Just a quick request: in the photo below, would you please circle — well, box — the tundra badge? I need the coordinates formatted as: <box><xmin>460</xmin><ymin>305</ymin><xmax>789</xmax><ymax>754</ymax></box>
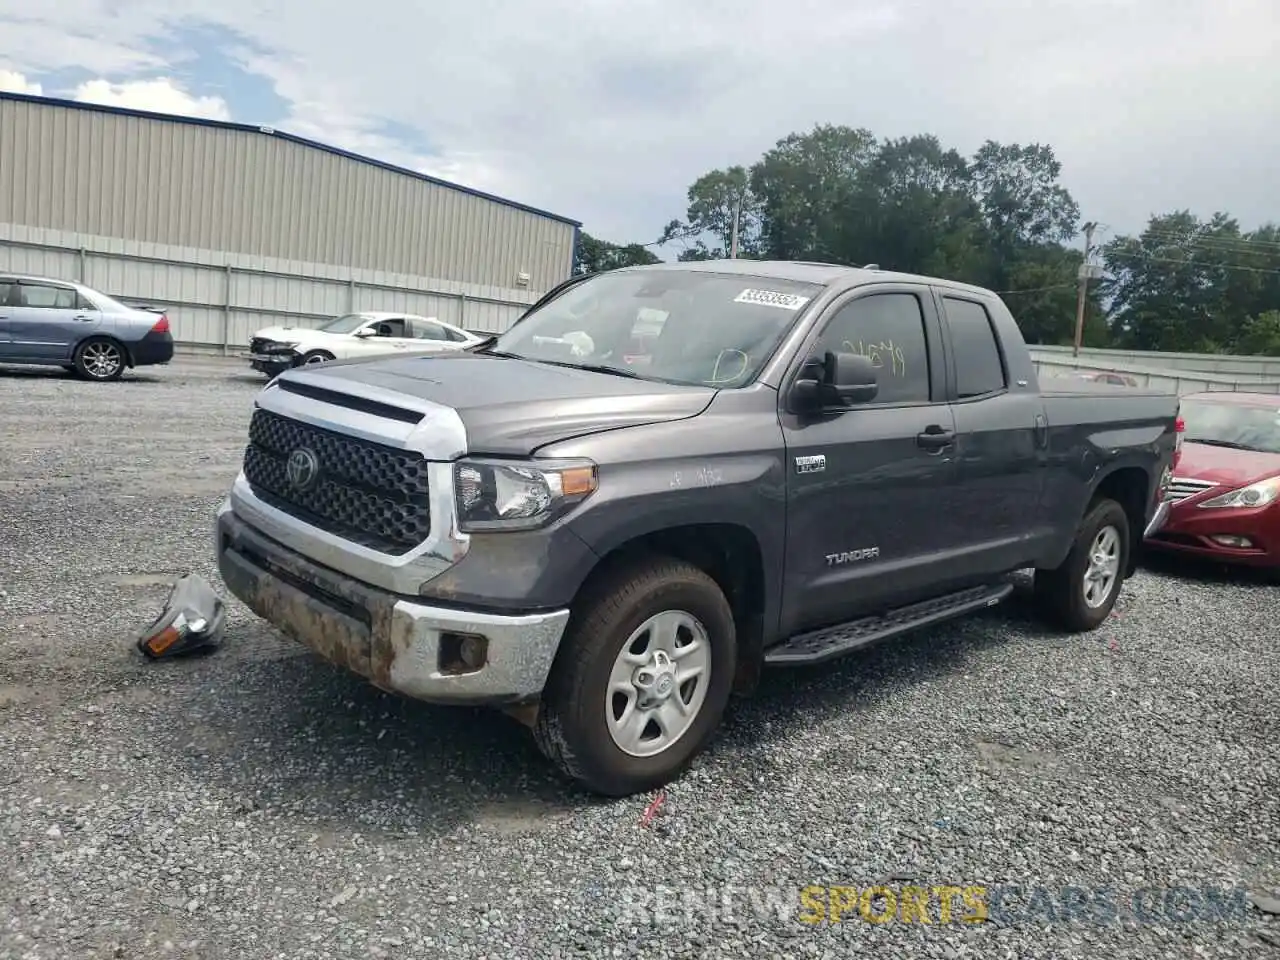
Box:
<box><xmin>826</xmin><ymin>547</ymin><xmax>880</xmax><ymax>566</ymax></box>
<box><xmin>795</xmin><ymin>454</ymin><xmax>826</xmax><ymax>475</ymax></box>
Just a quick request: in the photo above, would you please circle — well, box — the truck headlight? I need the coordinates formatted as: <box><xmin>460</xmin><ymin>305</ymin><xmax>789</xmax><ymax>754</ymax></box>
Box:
<box><xmin>453</xmin><ymin>458</ymin><xmax>598</xmax><ymax>532</ymax></box>
<box><xmin>1198</xmin><ymin>476</ymin><xmax>1280</xmax><ymax>510</ymax></box>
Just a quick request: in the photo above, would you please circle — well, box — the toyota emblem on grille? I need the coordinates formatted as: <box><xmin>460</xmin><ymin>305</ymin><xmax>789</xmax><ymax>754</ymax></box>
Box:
<box><xmin>285</xmin><ymin>447</ymin><xmax>320</xmax><ymax>490</ymax></box>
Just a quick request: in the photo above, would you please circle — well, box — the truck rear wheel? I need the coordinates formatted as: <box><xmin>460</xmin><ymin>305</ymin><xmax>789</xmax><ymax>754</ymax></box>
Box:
<box><xmin>1033</xmin><ymin>496</ymin><xmax>1130</xmax><ymax>632</ymax></box>
<box><xmin>533</xmin><ymin>556</ymin><xmax>737</xmax><ymax>797</ymax></box>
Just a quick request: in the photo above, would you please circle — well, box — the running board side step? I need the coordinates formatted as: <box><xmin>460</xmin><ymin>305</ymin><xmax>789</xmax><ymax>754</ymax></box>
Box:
<box><xmin>764</xmin><ymin>582</ymin><xmax>1014</xmax><ymax>666</ymax></box>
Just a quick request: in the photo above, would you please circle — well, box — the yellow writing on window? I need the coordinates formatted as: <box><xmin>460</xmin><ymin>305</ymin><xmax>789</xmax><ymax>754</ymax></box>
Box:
<box><xmin>842</xmin><ymin>339</ymin><xmax>906</xmax><ymax>378</ymax></box>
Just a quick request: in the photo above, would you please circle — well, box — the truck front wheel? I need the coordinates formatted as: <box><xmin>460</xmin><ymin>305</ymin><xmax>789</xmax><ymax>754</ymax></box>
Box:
<box><xmin>1033</xmin><ymin>496</ymin><xmax>1130</xmax><ymax>632</ymax></box>
<box><xmin>533</xmin><ymin>556</ymin><xmax>738</xmax><ymax>797</ymax></box>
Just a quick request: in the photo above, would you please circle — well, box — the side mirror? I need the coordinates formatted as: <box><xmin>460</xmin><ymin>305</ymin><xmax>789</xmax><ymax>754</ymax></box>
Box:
<box><xmin>824</xmin><ymin>351</ymin><xmax>879</xmax><ymax>403</ymax></box>
<box><xmin>354</xmin><ymin>328</ymin><xmax>376</xmax><ymax>338</ymax></box>
<box><xmin>791</xmin><ymin>351</ymin><xmax>879</xmax><ymax>410</ymax></box>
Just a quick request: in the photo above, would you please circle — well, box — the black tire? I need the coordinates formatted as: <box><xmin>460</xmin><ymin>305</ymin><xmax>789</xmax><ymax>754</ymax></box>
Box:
<box><xmin>1033</xmin><ymin>497</ymin><xmax>1130</xmax><ymax>632</ymax></box>
<box><xmin>533</xmin><ymin>556</ymin><xmax>737</xmax><ymax>797</ymax></box>
<box><xmin>72</xmin><ymin>337</ymin><xmax>127</xmax><ymax>381</ymax></box>
<box><xmin>298</xmin><ymin>350</ymin><xmax>335</xmax><ymax>366</ymax></box>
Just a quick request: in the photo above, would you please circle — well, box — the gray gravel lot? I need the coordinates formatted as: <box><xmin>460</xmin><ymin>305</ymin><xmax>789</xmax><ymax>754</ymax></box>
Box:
<box><xmin>1</xmin><ymin>356</ymin><xmax>1277</xmax><ymax>959</ymax></box>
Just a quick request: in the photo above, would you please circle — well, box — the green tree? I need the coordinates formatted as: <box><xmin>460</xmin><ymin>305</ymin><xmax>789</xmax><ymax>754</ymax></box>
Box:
<box><xmin>729</xmin><ymin>126</ymin><xmax>1087</xmax><ymax>343</ymax></box>
<box><xmin>1237</xmin><ymin>310</ymin><xmax>1280</xmax><ymax>355</ymax></box>
<box><xmin>749</xmin><ymin>124</ymin><xmax>878</xmax><ymax>262</ymax></box>
<box><xmin>659</xmin><ymin>165</ymin><xmax>760</xmax><ymax>260</ymax></box>
<box><xmin>853</xmin><ymin>134</ymin><xmax>991</xmax><ymax>281</ymax></box>
<box><xmin>1102</xmin><ymin>212</ymin><xmax>1280</xmax><ymax>352</ymax></box>
<box><xmin>1000</xmin><ymin>246</ymin><xmax>1094</xmax><ymax>346</ymax></box>
<box><xmin>573</xmin><ymin>232</ymin><xmax>661</xmax><ymax>276</ymax></box>
<box><xmin>968</xmin><ymin>141</ymin><xmax>1080</xmax><ymax>292</ymax></box>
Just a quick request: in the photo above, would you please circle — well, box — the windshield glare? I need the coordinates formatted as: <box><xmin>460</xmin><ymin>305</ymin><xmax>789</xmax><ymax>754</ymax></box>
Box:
<box><xmin>493</xmin><ymin>271</ymin><xmax>824</xmax><ymax>387</ymax></box>
<box><xmin>1180</xmin><ymin>399</ymin><xmax>1280</xmax><ymax>454</ymax></box>
<box><xmin>319</xmin><ymin>313</ymin><xmax>372</xmax><ymax>334</ymax></box>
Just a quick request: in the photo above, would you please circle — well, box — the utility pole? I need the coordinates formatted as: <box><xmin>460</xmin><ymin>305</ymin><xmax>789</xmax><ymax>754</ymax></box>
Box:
<box><xmin>1073</xmin><ymin>221</ymin><xmax>1098</xmax><ymax>358</ymax></box>
<box><xmin>729</xmin><ymin>196</ymin><xmax>741</xmax><ymax>259</ymax></box>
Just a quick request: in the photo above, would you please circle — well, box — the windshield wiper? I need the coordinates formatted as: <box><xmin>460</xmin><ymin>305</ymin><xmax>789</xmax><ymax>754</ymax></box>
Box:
<box><xmin>530</xmin><ymin>358</ymin><xmax>645</xmax><ymax>379</ymax></box>
<box><xmin>474</xmin><ymin>350</ymin><xmax>647</xmax><ymax>380</ymax></box>
<box><xmin>1186</xmin><ymin>438</ymin><xmax>1257</xmax><ymax>451</ymax></box>
<box><xmin>560</xmin><ymin>362</ymin><xmax>644</xmax><ymax>380</ymax></box>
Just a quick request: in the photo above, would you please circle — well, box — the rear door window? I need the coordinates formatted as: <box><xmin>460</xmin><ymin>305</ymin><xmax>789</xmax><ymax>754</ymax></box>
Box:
<box><xmin>18</xmin><ymin>283</ymin><xmax>78</xmax><ymax>309</ymax></box>
<box><xmin>943</xmin><ymin>297</ymin><xmax>1007</xmax><ymax>399</ymax></box>
<box><xmin>407</xmin><ymin>319</ymin><xmax>449</xmax><ymax>341</ymax></box>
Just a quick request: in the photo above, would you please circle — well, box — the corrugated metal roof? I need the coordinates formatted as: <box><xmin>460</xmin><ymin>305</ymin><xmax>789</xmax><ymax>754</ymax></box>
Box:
<box><xmin>0</xmin><ymin>90</ymin><xmax>581</xmax><ymax>228</ymax></box>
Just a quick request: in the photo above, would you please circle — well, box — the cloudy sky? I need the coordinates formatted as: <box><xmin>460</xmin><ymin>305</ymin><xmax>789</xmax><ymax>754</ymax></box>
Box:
<box><xmin>1</xmin><ymin>0</ymin><xmax>1276</xmax><ymax>254</ymax></box>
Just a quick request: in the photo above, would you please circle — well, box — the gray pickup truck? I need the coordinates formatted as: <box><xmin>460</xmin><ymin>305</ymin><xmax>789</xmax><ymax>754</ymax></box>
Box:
<box><xmin>216</xmin><ymin>260</ymin><xmax>1180</xmax><ymax>796</ymax></box>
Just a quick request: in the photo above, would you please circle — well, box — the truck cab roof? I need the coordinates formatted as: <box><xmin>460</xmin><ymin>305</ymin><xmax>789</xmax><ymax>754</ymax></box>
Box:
<box><xmin>613</xmin><ymin>258</ymin><xmax>998</xmax><ymax>300</ymax></box>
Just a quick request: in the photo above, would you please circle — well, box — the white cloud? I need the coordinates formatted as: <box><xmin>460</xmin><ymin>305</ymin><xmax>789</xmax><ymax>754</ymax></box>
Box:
<box><xmin>0</xmin><ymin>68</ymin><xmax>41</xmax><ymax>95</ymax></box>
<box><xmin>71</xmin><ymin>76</ymin><xmax>230</xmax><ymax>121</ymax></box>
<box><xmin>228</xmin><ymin>51</ymin><xmax>520</xmax><ymax>198</ymax></box>
<box><xmin>1</xmin><ymin>0</ymin><xmax>1277</xmax><ymax>245</ymax></box>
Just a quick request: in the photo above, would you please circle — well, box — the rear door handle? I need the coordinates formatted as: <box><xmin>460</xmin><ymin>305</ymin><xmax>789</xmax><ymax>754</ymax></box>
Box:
<box><xmin>917</xmin><ymin>426</ymin><xmax>955</xmax><ymax>451</ymax></box>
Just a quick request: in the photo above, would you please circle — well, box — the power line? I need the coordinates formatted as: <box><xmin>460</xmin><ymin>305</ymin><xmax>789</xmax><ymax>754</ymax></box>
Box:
<box><xmin>998</xmin><ymin>283</ymin><xmax>1077</xmax><ymax>294</ymax></box>
<box><xmin>1106</xmin><ymin>251</ymin><xmax>1280</xmax><ymax>276</ymax></box>
<box><xmin>1136</xmin><ymin>230</ymin><xmax>1280</xmax><ymax>253</ymax></box>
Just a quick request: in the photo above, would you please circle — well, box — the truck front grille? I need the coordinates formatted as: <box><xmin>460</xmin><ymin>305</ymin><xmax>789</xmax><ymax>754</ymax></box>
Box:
<box><xmin>242</xmin><ymin>409</ymin><xmax>431</xmax><ymax>554</ymax></box>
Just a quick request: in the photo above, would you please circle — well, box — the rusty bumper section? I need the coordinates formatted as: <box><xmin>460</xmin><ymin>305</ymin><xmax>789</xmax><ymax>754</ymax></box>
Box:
<box><xmin>215</xmin><ymin>501</ymin><xmax>570</xmax><ymax>705</ymax></box>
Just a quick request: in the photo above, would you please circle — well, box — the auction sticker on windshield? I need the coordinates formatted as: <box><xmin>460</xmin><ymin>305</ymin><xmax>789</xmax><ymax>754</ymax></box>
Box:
<box><xmin>734</xmin><ymin>289</ymin><xmax>812</xmax><ymax>310</ymax></box>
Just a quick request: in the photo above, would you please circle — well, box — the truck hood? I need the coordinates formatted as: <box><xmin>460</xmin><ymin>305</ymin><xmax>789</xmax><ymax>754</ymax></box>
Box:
<box><xmin>292</xmin><ymin>351</ymin><xmax>717</xmax><ymax>456</ymax></box>
<box><xmin>1177</xmin><ymin>440</ymin><xmax>1280</xmax><ymax>488</ymax></box>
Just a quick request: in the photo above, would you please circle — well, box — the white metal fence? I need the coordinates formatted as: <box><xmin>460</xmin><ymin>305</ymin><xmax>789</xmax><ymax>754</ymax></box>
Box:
<box><xmin>1030</xmin><ymin>344</ymin><xmax>1280</xmax><ymax>380</ymax></box>
<box><xmin>1031</xmin><ymin>355</ymin><xmax>1280</xmax><ymax>396</ymax></box>
<box><xmin>0</xmin><ymin>223</ymin><xmax>545</xmax><ymax>354</ymax></box>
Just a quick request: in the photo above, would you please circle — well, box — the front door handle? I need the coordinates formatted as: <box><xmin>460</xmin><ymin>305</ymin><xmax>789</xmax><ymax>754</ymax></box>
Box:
<box><xmin>73</xmin><ymin>315</ymin><xmax>94</xmax><ymax>321</ymax></box>
<box><xmin>917</xmin><ymin>426</ymin><xmax>955</xmax><ymax>451</ymax></box>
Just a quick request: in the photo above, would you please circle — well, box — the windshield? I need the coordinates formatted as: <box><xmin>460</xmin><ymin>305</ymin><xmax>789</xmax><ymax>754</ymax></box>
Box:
<box><xmin>318</xmin><ymin>313</ymin><xmax>372</xmax><ymax>334</ymax></box>
<box><xmin>491</xmin><ymin>270</ymin><xmax>825</xmax><ymax>387</ymax></box>
<box><xmin>1180</xmin><ymin>399</ymin><xmax>1280</xmax><ymax>455</ymax></box>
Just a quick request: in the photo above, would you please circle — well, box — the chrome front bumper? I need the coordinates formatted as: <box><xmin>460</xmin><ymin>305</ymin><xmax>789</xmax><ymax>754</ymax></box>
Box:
<box><xmin>216</xmin><ymin>501</ymin><xmax>569</xmax><ymax>705</ymax></box>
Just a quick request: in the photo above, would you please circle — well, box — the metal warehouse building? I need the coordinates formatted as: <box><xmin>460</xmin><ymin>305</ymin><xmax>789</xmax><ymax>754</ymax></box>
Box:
<box><xmin>0</xmin><ymin>92</ymin><xmax>580</xmax><ymax>351</ymax></box>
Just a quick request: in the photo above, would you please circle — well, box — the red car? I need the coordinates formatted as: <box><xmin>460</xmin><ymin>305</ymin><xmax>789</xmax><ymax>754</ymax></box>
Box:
<box><xmin>1145</xmin><ymin>391</ymin><xmax>1280</xmax><ymax>575</ymax></box>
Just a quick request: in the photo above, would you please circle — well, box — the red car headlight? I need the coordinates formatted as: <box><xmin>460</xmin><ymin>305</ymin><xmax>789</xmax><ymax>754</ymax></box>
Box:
<box><xmin>1198</xmin><ymin>476</ymin><xmax>1280</xmax><ymax>510</ymax></box>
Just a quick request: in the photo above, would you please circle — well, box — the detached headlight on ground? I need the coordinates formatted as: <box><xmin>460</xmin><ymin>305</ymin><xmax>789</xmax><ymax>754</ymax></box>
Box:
<box><xmin>453</xmin><ymin>459</ymin><xmax>598</xmax><ymax>532</ymax></box>
<box><xmin>1198</xmin><ymin>476</ymin><xmax>1280</xmax><ymax>509</ymax></box>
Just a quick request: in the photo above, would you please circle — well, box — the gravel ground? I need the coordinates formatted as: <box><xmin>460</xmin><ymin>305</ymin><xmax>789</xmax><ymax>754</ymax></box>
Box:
<box><xmin>1</xmin><ymin>356</ymin><xmax>1278</xmax><ymax>960</ymax></box>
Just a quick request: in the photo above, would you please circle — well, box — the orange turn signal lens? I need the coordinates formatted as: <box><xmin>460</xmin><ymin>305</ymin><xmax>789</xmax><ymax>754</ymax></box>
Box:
<box><xmin>146</xmin><ymin>626</ymin><xmax>181</xmax><ymax>655</ymax></box>
<box><xmin>559</xmin><ymin>467</ymin><xmax>598</xmax><ymax>497</ymax></box>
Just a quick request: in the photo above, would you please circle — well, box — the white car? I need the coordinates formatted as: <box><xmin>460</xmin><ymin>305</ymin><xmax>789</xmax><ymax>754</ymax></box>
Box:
<box><xmin>245</xmin><ymin>311</ymin><xmax>485</xmax><ymax>376</ymax></box>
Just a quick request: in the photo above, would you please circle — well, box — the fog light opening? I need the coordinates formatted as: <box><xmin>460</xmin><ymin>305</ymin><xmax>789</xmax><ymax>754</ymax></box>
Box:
<box><xmin>1209</xmin><ymin>534</ymin><xmax>1253</xmax><ymax>549</ymax></box>
<box><xmin>439</xmin><ymin>632</ymin><xmax>489</xmax><ymax>675</ymax></box>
